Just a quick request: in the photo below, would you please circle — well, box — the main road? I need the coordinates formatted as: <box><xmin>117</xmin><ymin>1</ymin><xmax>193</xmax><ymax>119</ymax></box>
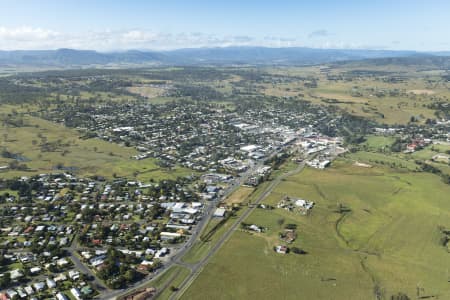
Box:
<box><xmin>169</xmin><ymin>161</ymin><xmax>307</xmax><ymax>300</ymax></box>
<box><xmin>101</xmin><ymin>154</ymin><xmax>278</xmax><ymax>300</ymax></box>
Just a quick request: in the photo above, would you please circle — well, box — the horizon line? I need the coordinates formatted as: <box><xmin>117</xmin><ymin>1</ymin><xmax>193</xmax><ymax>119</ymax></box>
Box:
<box><xmin>0</xmin><ymin>45</ymin><xmax>447</xmax><ymax>53</ymax></box>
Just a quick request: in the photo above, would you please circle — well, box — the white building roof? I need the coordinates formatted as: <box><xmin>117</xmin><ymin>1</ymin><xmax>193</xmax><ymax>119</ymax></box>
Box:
<box><xmin>213</xmin><ymin>208</ymin><xmax>226</xmax><ymax>217</ymax></box>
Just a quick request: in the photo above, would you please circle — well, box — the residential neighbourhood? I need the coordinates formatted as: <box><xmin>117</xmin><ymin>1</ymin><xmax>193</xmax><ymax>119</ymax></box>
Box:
<box><xmin>0</xmin><ymin>90</ymin><xmax>360</xmax><ymax>298</ymax></box>
<box><xmin>2</xmin><ymin>87</ymin><xmax>450</xmax><ymax>299</ymax></box>
<box><xmin>0</xmin><ymin>99</ymin><xmax>347</xmax><ymax>299</ymax></box>
<box><xmin>41</xmin><ymin>99</ymin><xmax>345</xmax><ymax>175</ymax></box>
<box><xmin>0</xmin><ymin>53</ymin><xmax>449</xmax><ymax>300</ymax></box>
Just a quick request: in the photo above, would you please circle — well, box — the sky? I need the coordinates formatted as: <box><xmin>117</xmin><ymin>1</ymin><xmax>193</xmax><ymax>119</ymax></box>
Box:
<box><xmin>0</xmin><ymin>0</ymin><xmax>449</xmax><ymax>51</ymax></box>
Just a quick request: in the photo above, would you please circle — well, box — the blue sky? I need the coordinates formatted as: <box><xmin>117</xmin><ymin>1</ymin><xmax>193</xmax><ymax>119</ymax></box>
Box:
<box><xmin>0</xmin><ymin>0</ymin><xmax>449</xmax><ymax>51</ymax></box>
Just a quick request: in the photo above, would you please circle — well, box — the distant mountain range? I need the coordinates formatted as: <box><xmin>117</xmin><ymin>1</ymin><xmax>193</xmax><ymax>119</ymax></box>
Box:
<box><xmin>0</xmin><ymin>47</ymin><xmax>447</xmax><ymax>67</ymax></box>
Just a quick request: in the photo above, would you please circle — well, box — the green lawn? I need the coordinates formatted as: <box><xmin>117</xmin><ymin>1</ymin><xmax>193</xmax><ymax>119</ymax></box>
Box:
<box><xmin>182</xmin><ymin>158</ymin><xmax>450</xmax><ymax>300</ymax></box>
<box><xmin>346</xmin><ymin>151</ymin><xmax>419</xmax><ymax>171</ymax></box>
<box><xmin>363</xmin><ymin>135</ymin><xmax>396</xmax><ymax>151</ymax></box>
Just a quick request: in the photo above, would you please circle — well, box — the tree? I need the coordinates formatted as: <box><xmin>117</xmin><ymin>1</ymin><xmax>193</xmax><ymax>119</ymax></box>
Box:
<box><xmin>277</xmin><ymin>218</ymin><xmax>285</xmax><ymax>227</ymax></box>
<box><xmin>284</xmin><ymin>223</ymin><xmax>297</xmax><ymax>230</ymax></box>
<box><xmin>390</xmin><ymin>292</ymin><xmax>410</xmax><ymax>300</ymax></box>
<box><xmin>0</xmin><ymin>271</ymin><xmax>11</xmax><ymax>288</ymax></box>
<box><xmin>48</xmin><ymin>264</ymin><xmax>58</xmax><ymax>273</ymax></box>
<box><xmin>124</xmin><ymin>269</ymin><xmax>136</xmax><ymax>283</ymax></box>
<box><xmin>291</xmin><ymin>247</ymin><xmax>308</xmax><ymax>255</ymax></box>
<box><xmin>390</xmin><ymin>138</ymin><xmax>403</xmax><ymax>152</ymax></box>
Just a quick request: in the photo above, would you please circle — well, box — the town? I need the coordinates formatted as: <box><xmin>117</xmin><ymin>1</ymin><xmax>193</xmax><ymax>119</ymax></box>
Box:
<box><xmin>2</xmin><ymin>2</ymin><xmax>450</xmax><ymax>299</ymax></box>
<box><xmin>0</xmin><ymin>96</ymin><xmax>347</xmax><ymax>299</ymax></box>
<box><xmin>2</xmin><ymin>71</ymin><xmax>450</xmax><ymax>299</ymax></box>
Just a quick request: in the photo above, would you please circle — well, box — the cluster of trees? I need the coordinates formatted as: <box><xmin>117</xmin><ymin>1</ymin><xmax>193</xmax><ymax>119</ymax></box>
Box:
<box><xmin>291</xmin><ymin>247</ymin><xmax>308</xmax><ymax>255</ymax></box>
<box><xmin>390</xmin><ymin>293</ymin><xmax>410</xmax><ymax>300</ymax></box>
<box><xmin>271</xmin><ymin>245</ymin><xmax>307</xmax><ymax>255</ymax></box>
<box><xmin>78</xmin><ymin>221</ymin><xmax>161</xmax><ymax>250</ymax></box>
<box><xmin>1</xmin><ymin>177</ymin><xmax>42</xmax><ymax>200</ymax></box>
<box><xmin>415</xmin><ymin>160</ymin><xmax>450</xmax><ymax>184</ymax></box>
<box><xmin>284</xmin><ymin>223</ymin><xmax>297</xmax><ymax>230</ymax></box>
<box><xmin>390</xmin><ymin>138</ymin><xmax>404</xmax><ymax>152</ymax></box>
<box><xmin>438</xmin><ymin>226</ymin><xmax>450</xmax><ymax>249</ymax></box>
<box><xmin>304</xmin><ymin>79</ymin><xmax>318</xmax><ymax>88</ymax></box>
<box><xmin>1</xmin><ymin>147</ymin><xmax>31</xmax><ymax>171</ymax></box>
<box><xmin>265</xmin><ymin>152</ymin><xmax>289</xmax><ymax>170</ymax></box>
<box><xmin>0</xmin><ymin>78</ymin><xmax>47</xmax><ymax>104</ymax></box>
<box><xmin>28</xmin><ymin>236</ymin><xmax>67</xmax><ymax>258</ymax></box>
<box><xmin>97</xmin><ymin>247</ymin><xmax>145</xmax><ymax>289</ymax></box>
<box><xmin>1</xmin><ymin>149</ymin><xmax>17</xmax><ymax>159</ymax></box>
<box><xmin>428</xmin><ymin>100</ymin><xmax>450</xmax><ymax>119</ymax></box>
<box><xmin>337</xmin><ymin>113</ymin><xmax>375</xmax><ymax>145</ymax></box>
<box><xmin>0</xmin><ymin>270</ymin><xmax>11</xmax><ymax>289</ymax></box>
<box><xmin>171</xmin><ymin>84</ymin><xmax>225</xmax><ymax>101</ymax></box>
<box><xmin>7</xmin><ymin>160</ymin><xmax>29</xmax><ymax>171</ymax></box>
<box><xmin>139</xmin><ymin>67</ymin><xmax>231</xmax><ymax>82</ymax></box>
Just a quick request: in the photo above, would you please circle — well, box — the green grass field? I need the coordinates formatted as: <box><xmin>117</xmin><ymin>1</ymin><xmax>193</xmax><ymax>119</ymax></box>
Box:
<box><xmin>346</xmin><ymin>151</ymin><xmax>419</xmax><ymax>171</ymax></box>
<box><xmin>363</xmin><ymin>135</ymin><xmax>396</xmax><ymax>151</ymax></box>
<box><xmin>152</xmin><ymin>265</ymin><xmax>191</xmax><ymax>299</ymax></box>
<box><xmin>259</xmin><ymin>65</ymin><xmax>449</xmax><ymax>125</ymax></box>
<box><xmin>0</xmin><ymin>114</ymin><xmax>191</xmax><ymax>181</ymax></box>
<box><xmin>181</xmin><ymin>207</ymin><xmax>248</xmax><ymax>265</ymax></box>
<box><xmin>182</xmin><ymin>159</ymin><xmax>450</xmax><ymax>300</ymax></box>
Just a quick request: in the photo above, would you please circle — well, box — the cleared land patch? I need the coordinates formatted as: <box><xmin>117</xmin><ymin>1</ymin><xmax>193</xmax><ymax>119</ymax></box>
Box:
<box><xmin>127</xmin><ymin>84</ymin><xmax>168</xmax><ymax>98</ymax></box>
<box><xmin>408</xmin><ymin>89</ymin><xmax>436</xmax><ymax>95</ymax></box>
<box><xmin>223</xmin><ymin>186</ymin><xmax>254</xmax><ymax>205</ymax></box>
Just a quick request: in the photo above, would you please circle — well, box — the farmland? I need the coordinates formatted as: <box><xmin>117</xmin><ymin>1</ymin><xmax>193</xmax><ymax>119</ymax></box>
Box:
<box><xmin>182</xmin><ymin>158</ymin><xmax>450</xmax><ymax>300</ymax></box>
<box><xmin>0</xmin><ymin>61</ymin><xmax>449</xmax><ymax>300</ymax></box>
<box><xmin>257</xmin><ymin>63</ymin><xmax>450</xmax><ymax>125</ymax></box>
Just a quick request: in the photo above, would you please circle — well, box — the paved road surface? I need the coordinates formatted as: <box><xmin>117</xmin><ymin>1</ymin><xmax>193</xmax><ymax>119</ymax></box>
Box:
<box><xmin>99</xmin><ymin>157</ymin><xmax>272</xmax><ymax>300</ymax></box>
<box><xmin>98</xmin><ymin>148</ymin><xmax>301</xmax><ymax>300</ymax></box>
<box><xmin>169</xmin><ymin>161</ymin><xmax>307</xmax><ymax>300</ymax></box>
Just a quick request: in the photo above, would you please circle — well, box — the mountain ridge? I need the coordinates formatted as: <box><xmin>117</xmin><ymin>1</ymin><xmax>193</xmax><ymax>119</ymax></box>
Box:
<box><xmin>0</xmin><ymin>46</ymin><xmax>447</xmax><ymax>67</ymax></box>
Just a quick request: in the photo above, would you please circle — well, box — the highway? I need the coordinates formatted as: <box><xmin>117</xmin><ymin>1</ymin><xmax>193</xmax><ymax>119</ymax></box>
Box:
<box><xmin>100</xmin><ymin>156</ymin><xmax>271</xmax><ymax>299</ymax></box>
<box><xmin>168</xmin><ymin>161</ymin><xmax>306</xmax><ymax>300</ymax></box>
<box><xmin>95</xmin><ymin>146</ymin><xmax>309</xmax><ymax>300</ymax></box>
<box><xmin>98</xmin><ymin>197</ymin><xmax>218</xmax><ymax>300</ymax></box>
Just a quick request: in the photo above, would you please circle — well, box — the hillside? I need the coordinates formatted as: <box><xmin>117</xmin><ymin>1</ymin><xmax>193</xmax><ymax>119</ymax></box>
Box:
<box><xmin>0</xmin><ymin>47</ymin><xmax>441</xmax><ymax>68</ymax></box>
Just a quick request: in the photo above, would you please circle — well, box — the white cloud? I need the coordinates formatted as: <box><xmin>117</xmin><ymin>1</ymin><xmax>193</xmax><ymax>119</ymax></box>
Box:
<box><xmin>308</xmin><ymin>29</ymin><xmax>331</xmax><ymax>39</ymax></box>
<box><xmin>121</xmin><ymin>30</ymin><xmax>160</xmax><ymax>43</ymax></box>
<box><xmin>0</xmin><ymin>26</ymin><xmax>60</xmax><ymax>41</ymax></box>
<box><xmin>0</xmin><ymin>26</ymin><xmax>304</xmax><ymax>50</ymax></box>
<box><xmin>0</xmin><ymin>26</ymin><xmax>392</xmax><ymax>51</ymax></box>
